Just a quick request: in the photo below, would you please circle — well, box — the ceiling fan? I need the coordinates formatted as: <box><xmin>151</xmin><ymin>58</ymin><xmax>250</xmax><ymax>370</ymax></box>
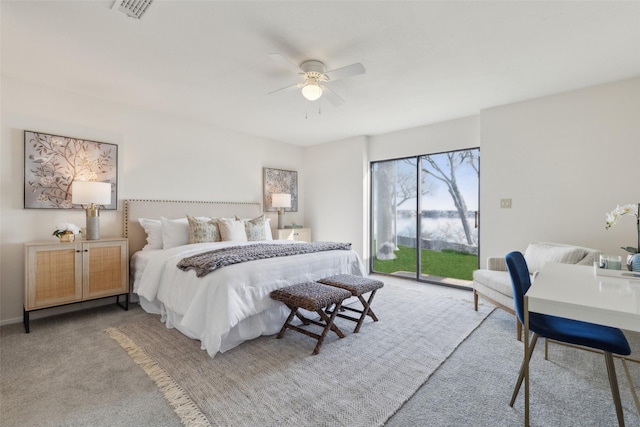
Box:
<box><xmin>268</xmin><ymin>53</ymin><xmax>366</xmax><ymax>106</ymax></box>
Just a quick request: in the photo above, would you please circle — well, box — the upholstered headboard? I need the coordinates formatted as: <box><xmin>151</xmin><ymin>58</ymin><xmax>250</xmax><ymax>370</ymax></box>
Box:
<box><xmin>124</xmin><ymin>199</ymin><xmax>262</xmax><ymax>258</ymax></box>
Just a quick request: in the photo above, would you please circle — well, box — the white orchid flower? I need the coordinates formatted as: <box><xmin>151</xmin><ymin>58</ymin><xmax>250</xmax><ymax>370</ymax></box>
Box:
<box><xmin>605</xmin><ymin>203</ymin><xmax>639</xmax><ymax>229</ymax></box>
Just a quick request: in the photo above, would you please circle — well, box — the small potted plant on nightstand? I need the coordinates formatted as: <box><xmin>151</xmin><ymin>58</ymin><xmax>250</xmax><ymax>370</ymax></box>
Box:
<box><xmin>52</xmin><ymin>223</ymin><xmax>81</xmax><ymax>242</ymax></box>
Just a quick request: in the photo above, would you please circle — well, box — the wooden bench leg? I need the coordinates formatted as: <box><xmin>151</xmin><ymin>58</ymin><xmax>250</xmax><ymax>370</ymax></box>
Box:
<box><xmin>277</xmin><ymin>302</ymin><xmax>347</xmax><ymax>355</ymax></box>
<box><xmin>353</xmin><ymin>290</ymin><xmax>379</xmax><ymax>333</ymax></box>
<box><xmin>330</xmin><ymin>290</ymin><xmax>380</xmax><ymax>333</ymax></box>
<box><xmin>277</xmin><ymin>305</ymin><xmax>299</xmax><ymax>339</ymax></box>
<box><xmin>313</xmin><ymin>301</ymin><xmax>345</xmax><ymax>355</ymax></box>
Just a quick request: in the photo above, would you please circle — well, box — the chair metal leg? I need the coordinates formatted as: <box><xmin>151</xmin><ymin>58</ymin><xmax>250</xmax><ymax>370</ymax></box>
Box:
<box><xmin>621</xmin><ymin>358</ymin><xmax>640</xmax><ymax>417</ymax></box>
<box><xmin>544</xmin><ymin>337</ymin><xmax>549</xmax><ymax>360</ymax></box>
<box><xmin>604</xmin><ymin>351</ymin><xmax>626</xmax><ymax>427</ymax></box>
<box><xmin>516</xmin><ymin>319</ymin><xmax>522</xmax><ymax>342</ymax></box>
<box><xmin>510</xmin><ymin>333</ymin><xmax>539</xmax><ymax>407</ymax></box>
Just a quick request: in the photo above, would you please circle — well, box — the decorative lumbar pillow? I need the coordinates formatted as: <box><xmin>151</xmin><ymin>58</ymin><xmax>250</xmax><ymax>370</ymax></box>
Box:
<box><xmin>217</xmin><ymin>218</ymin><xmax>248</xmax><ymax>242</ymax></box>
<box><xmin>160</xmin><ymin>216</ymin><xmax>191</xmax><ymax>249</ymax></box>
<box><xmin>238</xmin><ymin>214</ymin><xmax>267</xmax><ymax>241</ymax></box>
<box><xmin>138</xmin><ymin>218</ymin><xmax>163</xmax><ymax>250</ymax></box>
<box><xmin>187</xmin><ymin>215</ymin><xmax>220</xmax><ymax>243</ymax></box>
<box><xmin>524</xmin><ymin>243</ymin><xmax>587</xmax><ymax>273</ymax></box>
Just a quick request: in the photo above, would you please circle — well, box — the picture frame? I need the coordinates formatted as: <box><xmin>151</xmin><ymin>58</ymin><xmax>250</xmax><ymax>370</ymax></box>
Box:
<box><xmin>263</xmin><ymin>167</ymin><xmax>298</xmax><ymax>212</ymax></box>
<box><xmin>24</xmin><ymin>130</ymin><xmax>118</xmax><ymax>209</ymax></box>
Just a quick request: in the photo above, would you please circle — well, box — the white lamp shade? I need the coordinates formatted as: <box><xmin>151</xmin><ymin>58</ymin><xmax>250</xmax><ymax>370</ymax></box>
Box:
<box><xmin>72</xmin><ymin>181</ymin><xmax>112</xmax><ymax>205</ymax></box>
<box><xmin>271</xmin><ymin>193</ymin><xmax>291</xmax><ymax>209</ymax></box>
<box><xmin>301</xmin><ymin>83</ymin><xmax>322</xmax><ymax>101</ymax></box>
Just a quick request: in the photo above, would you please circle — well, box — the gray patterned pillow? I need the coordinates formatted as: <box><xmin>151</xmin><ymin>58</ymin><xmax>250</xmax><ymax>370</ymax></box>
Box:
<box><xmin>187</xmin><ymin>215</ymin><xmax>220</xmax><ymax>243</ymax></box>
<box><xmin>239</xmin><ymin>214</ymin><xmax>267</xmax><ymax>241</ymax></box>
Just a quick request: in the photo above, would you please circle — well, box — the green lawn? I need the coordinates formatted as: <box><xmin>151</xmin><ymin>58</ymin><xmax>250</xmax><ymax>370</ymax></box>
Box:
<box><xmin>373</xmin><ymin>244</ymin><xmax>478</xmax><ymax>281</ymax></box>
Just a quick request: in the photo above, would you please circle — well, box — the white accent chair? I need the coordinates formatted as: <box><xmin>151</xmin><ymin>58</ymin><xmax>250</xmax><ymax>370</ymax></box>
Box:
<box><xmin>472</xmin><ymin>242</ymin><xmax>601</xmax><ymax>340</ymax></box>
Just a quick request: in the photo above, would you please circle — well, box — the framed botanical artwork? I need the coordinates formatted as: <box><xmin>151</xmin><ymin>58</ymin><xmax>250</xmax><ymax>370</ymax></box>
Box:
<box><xmin>263</xmin><ymin>167</ymin><xmax>298</xmax><ymax>212</ymax></box>
<box><xmin>24</xmin><ymin>131</ymin><xmax>118</xmax><ymax>209</ymax></box>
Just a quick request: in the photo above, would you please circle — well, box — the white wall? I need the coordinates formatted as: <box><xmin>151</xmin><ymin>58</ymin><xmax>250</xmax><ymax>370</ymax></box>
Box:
<box><xmin>1</xmin><ymin>77</ymin><xmax>304</xmax><ymax>323</ymax></box>
<box><xmin>304</xmin><ymin>136</ymin><xmax>369</xmax><ymax>263</ymax></box>
<box><xmin>368</xmin><ymin>116</ymin><xmax>480</xmax><ymax>162</ymax></box>
<box><xmin>479</xmin><ymin>76</ymin><xmax>640</xmax><ymax>263</ymax></box>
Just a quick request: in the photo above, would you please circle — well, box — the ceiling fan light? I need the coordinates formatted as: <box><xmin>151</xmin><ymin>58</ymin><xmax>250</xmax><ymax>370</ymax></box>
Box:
<box><xmin>301</xmin><ymin>83</ymin><xmax>323</xmax><ymax>101</ymax></box>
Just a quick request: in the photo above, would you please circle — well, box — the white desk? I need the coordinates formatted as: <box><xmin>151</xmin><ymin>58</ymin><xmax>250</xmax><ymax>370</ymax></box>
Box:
<box><xmin>523</xmin><ymin>263</ymin><xmax>640</xmax><ymax>426</ymax></box>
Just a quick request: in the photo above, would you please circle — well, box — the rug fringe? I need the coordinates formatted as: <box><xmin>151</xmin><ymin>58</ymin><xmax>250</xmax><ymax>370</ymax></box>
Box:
<box><xmin>105</xmin><ymin>327</ymin><xmax>211</xmax><ymax>427</ymax></box>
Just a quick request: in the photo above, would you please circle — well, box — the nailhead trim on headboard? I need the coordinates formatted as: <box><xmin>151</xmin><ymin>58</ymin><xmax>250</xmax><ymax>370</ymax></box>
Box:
<box><xmin>123</xmin><ymin>199</ymin><xmax>262</xmax><ymax>257</ymax></box>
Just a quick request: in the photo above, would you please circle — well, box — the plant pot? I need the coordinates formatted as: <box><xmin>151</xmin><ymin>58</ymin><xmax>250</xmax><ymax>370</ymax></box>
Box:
<box><xmin>627</xmin><ymin>253</ymin><xmax>640</xmax><ymax>272</ymax></box>
<box><xmin>59</xmin><ymin>231</ymin><xmax>75</xmax><ymax>242</ymax></box>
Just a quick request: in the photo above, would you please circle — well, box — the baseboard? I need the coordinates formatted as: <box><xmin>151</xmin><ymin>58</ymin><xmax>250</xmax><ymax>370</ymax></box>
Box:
<box><xmin>0</xmin><ymin>297</ymin><xmax>124</xmax><ymax>328</ymax></box>
<box><xmin>0</xmin><ymin>316</ymin><xmax>22</xmax><ymax>326</ymax></box>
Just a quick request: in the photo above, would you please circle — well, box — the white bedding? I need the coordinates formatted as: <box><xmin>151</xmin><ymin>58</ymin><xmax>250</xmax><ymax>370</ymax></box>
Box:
<box><xmin>132</xmin><ymin>240</ymin><xmax>365</xmax><ymax>357</ymax></box>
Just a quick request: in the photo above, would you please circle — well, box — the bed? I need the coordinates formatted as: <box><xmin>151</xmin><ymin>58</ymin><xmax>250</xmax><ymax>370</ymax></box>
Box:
<box><xmin>124</xmin><ymin>199</ymin><xmax>365</xmax><ymax>358</ymax></box>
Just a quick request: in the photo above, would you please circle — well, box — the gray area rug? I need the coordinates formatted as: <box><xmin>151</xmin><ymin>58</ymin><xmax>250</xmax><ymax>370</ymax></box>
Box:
<box><xmin>107</xmin><ymin>282</ymin><xmax>493</xmax><ymax>427</ymax></box>
<box><xmin>387</xmin><ymin>308</ymin><xmax>640</xmax><ymax>427</ymax></box>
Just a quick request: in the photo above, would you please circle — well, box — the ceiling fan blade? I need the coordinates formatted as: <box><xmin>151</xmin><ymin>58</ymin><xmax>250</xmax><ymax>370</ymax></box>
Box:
<box><xmin>325</xmin><ymin>63</ymin><xmax>366</xmax><ymax>81</ymax></box>
<box><xmin>322</xmin><ymin>86</ymin><xmax>344</xmax><ymax>107</ymax></box>
<box><xmin>268</xmin><ymin>83</ymin><xmax>300</xmax><ymax>96</ymax></box>
<box><xmin>268</xmin><ymin>53</ymin><xmax>302</xmax><ymax>74</ymax></box>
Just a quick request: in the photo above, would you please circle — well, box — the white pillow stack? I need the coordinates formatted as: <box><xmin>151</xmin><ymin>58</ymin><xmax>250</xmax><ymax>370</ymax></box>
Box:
<box><xmin>138</xmin><ymin>214</ymin><xmax>272</xmax><ymax>251</ymax></box>
<box><xmin>138</xmin><ymin>218</ymin><xmax>163</xmax><ymax>250</ymax></box>
<box><xmin>160</xmin><ymin>217</ymin><xmax>191</xmax><ymax>249</ymax></box>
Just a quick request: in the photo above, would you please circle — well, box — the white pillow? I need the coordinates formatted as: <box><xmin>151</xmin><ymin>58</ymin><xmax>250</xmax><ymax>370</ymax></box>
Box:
<box><xmin>218</xmin><ymin>218</ymin><xmax>248</xmax><ymax>242</ymax></box>
<box><xmin>138</xmin><ymin>218</ymin><xmax>162</xmax><ymax>250</ymax></box>
<box><xmin>524</xmin><ymin>243</ymin><xmax>587</xmax><ymax>273</ymax></box>
<box><xmin>160</xmin><ymin>217</ymin><xmax>190</xmax><ymax>249</ymax></box>
<box><xmin>264</xmin><ymin>218</ymin><xmax>273</xmax><ymax>240</ymax></box>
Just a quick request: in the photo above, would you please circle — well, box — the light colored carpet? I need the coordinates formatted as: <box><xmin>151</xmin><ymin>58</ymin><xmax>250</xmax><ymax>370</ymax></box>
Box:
<box><xmin>0</xmin><ymin>304</ymin><xmax>182</xmax><ymax>427</ymax></box>
<box><xmin>387</xmin><ymin>308</ymin><xmax>640</xmax><ymax>427</ymax></box>
<box><xmin>107</xmin><ymin>282</ymin><xmax>493</xmax><ymax>427</ymax></box>
<box><xmin>2</xmin><ymin>277</ymin><xmax>638</xmax><ymax>426</ymax></box>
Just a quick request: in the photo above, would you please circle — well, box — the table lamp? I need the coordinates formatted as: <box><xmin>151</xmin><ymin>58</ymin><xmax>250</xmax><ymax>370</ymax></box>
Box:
<box><xmin>271</xmin><ymin>193</ymin><xmax>291</xmax><ymax>229</ymax></box>
<box><xmin>72</xmin><ymin>181</ymin><xmax>112</xmax><ymax>240</ymax></box>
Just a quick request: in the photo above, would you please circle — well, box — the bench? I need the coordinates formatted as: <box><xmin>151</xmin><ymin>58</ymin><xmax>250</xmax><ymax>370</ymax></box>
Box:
<box><xmin>270</xmin><ymin>282</ymin><xmax>351</xmax><ymax>355</ymax></box>
<box><xmin>318</xmin><ymin>274</ymin><xmax>384</xmax><ymax>333</ymax></box>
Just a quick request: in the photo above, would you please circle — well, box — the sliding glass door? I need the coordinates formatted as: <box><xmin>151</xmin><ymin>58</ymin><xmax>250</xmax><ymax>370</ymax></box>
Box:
<box><xmin>418</xmin><ymin>150</ymin><xmax>479</xmax><ymax>285</ymax></box>
<box><xmin>371</xmin><ymin>148</ymin><xmax>479</xmax><ymax>287</ymax></box>
<box><xmin>371</xmin><ymin>158</ymin><xmax>418</xmax><ymax>278</ymax></box>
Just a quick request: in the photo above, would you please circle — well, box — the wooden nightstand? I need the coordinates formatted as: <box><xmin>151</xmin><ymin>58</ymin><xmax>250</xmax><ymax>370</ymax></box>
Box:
<box><xmin>23</xmin><ymin>237</ymin><xmax>129</xmax><ymax>332</ymax></box>
<box><xmin>274</xmin><ymin>228</ymin><xmax>311</xmax><ymax>243</ymax></box>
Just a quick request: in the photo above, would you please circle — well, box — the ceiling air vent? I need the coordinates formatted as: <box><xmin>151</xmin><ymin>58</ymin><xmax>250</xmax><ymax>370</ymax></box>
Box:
<box><xmin>113</xmin><ymin>0</ymin><xmax>153</xmax><ymax>19</ymax></box>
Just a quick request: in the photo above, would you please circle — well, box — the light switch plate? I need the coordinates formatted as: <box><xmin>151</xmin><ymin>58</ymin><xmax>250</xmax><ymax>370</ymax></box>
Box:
<box><xmin>500</xmin><ymin>198</ymin><xmax>512</xmax><ymax>209</ymax></box>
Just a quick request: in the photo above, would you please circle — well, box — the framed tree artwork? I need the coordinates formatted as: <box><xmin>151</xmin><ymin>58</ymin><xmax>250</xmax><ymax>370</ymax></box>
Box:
<box><xmin>24</xmin><ymin>131</ymin><xmax>117</xmax><ymax>209</ymax></box>
<box><xmin>263</xmin><ymin>167</ymin><xmax>298</xmax><ymax>212</ymax></box>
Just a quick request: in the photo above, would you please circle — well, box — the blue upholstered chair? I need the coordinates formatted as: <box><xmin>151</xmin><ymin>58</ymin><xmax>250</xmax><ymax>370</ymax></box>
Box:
<box><xmin>505</xmin><ymin>251</ymin><xmax>631</xmax><ymax>426</ymax></box>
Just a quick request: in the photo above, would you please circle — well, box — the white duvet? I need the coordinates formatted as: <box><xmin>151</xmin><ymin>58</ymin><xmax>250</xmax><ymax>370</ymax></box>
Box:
<box><xmin>132</xmin><ymin>240</ymin><xmax>365</xmax><ymax>357</ymax></box>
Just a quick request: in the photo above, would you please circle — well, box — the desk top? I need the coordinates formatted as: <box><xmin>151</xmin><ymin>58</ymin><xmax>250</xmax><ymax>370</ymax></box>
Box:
<box><xmin>528</xmin><ymin>263</ymin><xmax>640</xmax><ymax>332</ymax></box>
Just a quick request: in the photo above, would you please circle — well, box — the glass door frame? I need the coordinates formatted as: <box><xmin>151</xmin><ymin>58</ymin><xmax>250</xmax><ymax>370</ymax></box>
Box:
<box><xmin>369</xmin><ymin>147</ymin><xmax>480</xmax><ymax>290</ymax></box>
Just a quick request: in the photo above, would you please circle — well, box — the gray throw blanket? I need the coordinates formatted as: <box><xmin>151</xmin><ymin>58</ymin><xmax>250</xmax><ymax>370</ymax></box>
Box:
<box><xmin>177</xmin><ymin>242</ymin><xmax>352</xmax><ymax>278</ymax></box>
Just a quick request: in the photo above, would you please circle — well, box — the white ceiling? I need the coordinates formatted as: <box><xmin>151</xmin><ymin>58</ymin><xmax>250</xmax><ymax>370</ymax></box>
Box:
<box><xmin>2</xmin><ymin>1</ymin><xmax>640</xmax><ymax>146</ymax></box>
